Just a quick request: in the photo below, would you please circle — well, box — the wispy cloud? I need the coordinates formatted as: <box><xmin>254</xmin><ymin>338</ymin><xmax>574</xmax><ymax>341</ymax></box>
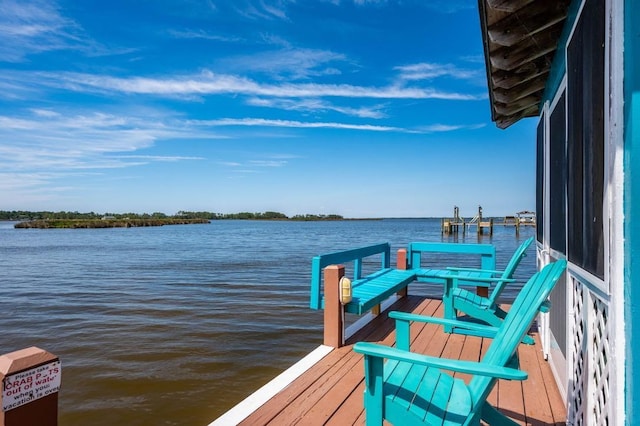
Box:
<box><xmin>11</xmin><ymin>70</ymin><xmax>484</xmax><ymax>101</ymax></box>
<box><xmin>110</xmin><ymin>155</ymin><xmax>206</xmax><ymax>162</ymax></box>
<box><xmin>221</xmin><ymin>46</ymin><xmax>346</xmax><ymax>80</ymax></box>
<box><xmin>167</xmin><ymin>29</ymin><xmax>243</xmax><ymax>43</ymax></box>
<box><xmin>417</xmin><ymin>123</ymin><xmax>486</xmax><ymax>132</ymax></box>
<box><xmin>197</xmin><ymin>117</ymin><xmax>484</xmax><ymax>135</ymax></box>
<box><xmin>192</xmin><ymin>117</ymin><xmax>406</xmax><ymax>132</ymax></box>
<box><xmin>0</xmin><ymin>0</ymin><xmax>133</xmax><ymax>62</ymax></box>
<box><xmin>249</xmin><ymin>159</ymin><xmax>288</xmax><ymax>167</ymax></box>
<box><xmin>218</xmin><ymin>156</ymin><xmax>292</xmax><ymax>176</ymax></box>
<box><xmin>3</xmin><ymin>106</ymin><xmax>390</xmax><ymax>196</ymax></box>
<box><xmin>0</xmin><ymin>108</ymin><xmax>223</xmax><ymax>194</ymax></box>
<box><xmin>460</xmin><ymin>54</ymin><xmax>485</xmax><ymax>64</ymax></box>
<box><xmin>233</xmin><ymin>0</ymin><xmax>293</xmax><ymax>20</ymax></box>
<box><xmin>333</xmin><ymin>0</ymin><xmax>473</xmax><ymax>12</ymax></box>
<box><xmin>0</xmin><ymin>0</ymin><xmax>78</xmax><ymax>61</ymax></box>
<box><xmin>353</xmin><ymin>0</ymin><xmax>387</xmax><ymax>5</ymax></box>
<box><xmin>247</xmin><ymin>97</ymin><xmax>387</xmax><ymax>118</ymax></box>
<box><xmin>395</xmin><ymin>62</ymin><xmax>481</xmax><ymax>81</ymax></box>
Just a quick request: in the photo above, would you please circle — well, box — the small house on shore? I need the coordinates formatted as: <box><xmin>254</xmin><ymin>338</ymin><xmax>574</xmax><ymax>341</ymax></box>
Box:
<box><xmin>478</xmin><ymin>0</ymin><xmax>638</xmax><ymax>423</ymax></box>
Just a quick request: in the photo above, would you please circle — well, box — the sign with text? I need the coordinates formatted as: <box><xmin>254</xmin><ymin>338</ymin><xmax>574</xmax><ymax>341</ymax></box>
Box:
<box><xmin>2</xmin><ymin>360</ymin><xmax>61</xmax><ymax>411</ymax></box>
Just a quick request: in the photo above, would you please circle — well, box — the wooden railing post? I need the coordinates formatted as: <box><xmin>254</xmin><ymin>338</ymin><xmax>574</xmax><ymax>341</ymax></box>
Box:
<box><xmin>0</xmin><ymin>346</ymin><xmax>61</xmax><ymax>426</ymax></box>
<box><xmin>323</xmin><ymin>265</ymin><xmax>345</xmax><ymax>348</ymax></box>
<box><xmin>396</xmin><ymin>249</ymin><xmax>409</xmax><ymax>297</ymax></box>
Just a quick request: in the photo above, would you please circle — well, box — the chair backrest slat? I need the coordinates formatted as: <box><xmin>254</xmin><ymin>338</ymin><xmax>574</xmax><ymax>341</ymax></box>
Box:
<box><xmin>488</xmin><ymin>236</ymin><xmax>535</xmax><ymax>304</ymax></box>
<box><xmin>468</xmin><ymin>259</ymin><xmax>567</xmax><ymax>404</ymax></box>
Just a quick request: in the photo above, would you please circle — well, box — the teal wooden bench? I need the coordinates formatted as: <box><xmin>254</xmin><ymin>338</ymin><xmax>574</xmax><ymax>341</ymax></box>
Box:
<box><xmin>310</xmin><ymin>243</ymin><xmax>415</xmax><ymax>315</ymax></box>
<box><xmin>311</xmin><ymin>242</ymin><xmax>501</xmax><ymax>348</ymax></box>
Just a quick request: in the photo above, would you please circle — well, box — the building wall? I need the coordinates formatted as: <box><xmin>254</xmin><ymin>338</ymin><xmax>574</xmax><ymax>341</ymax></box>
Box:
<box><xmin>537</xmin><ymin>0</ymin><xmax>624</xmax><ymax>423</ymax></box>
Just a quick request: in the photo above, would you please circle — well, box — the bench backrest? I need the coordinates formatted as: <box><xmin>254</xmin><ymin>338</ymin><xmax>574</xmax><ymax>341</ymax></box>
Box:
<box><xmin>407</xmin><ymin>242</ymin><xmax>496</xmax><ymax>271</ymax></box>
<box><xmin>310</xmin><ymin>243</ymin><xmax>391</xmax><ymax>309</ymax></box>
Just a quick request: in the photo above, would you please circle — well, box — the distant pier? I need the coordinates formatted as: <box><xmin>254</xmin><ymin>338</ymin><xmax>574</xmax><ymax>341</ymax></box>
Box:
<box><xmin>441</xmin><ymin>206</ymin><xmax>535</xmax><ymax>236</ymax></box>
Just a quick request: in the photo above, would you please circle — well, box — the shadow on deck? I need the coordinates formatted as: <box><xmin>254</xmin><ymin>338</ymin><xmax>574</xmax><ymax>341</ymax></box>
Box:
<box><xmin>231</xmin><ymin>295</ymin><xmax>566</xmax><ymax>425</ymax></box>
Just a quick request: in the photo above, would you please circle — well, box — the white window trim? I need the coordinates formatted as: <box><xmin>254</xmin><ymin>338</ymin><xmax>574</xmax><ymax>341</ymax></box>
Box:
<box><xmin>607</xmin><ymin>0</ymin><xmax>625</xmax><ymax>423</ymax></box>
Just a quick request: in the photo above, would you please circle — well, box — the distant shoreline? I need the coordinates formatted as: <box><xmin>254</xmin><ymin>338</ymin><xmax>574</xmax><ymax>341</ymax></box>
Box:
<box><xmin>2</xmin><ymin>210</ymin><xmax>362</xmax><ymax>226</ymax></box>
<box><xmin>10</xmin><ymin>216</ymin><xmax>383</xmax><ymax>229</ymax></box>
<box><xmin>13</xmin><ymin>218</ymin><xmax>211</xmax><ymax>229</ymax></box>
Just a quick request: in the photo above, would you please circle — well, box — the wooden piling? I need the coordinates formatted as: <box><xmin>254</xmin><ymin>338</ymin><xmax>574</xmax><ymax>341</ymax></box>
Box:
<box><xmin>323</xmin><ymin>265</ymin><xmax>345</xmax><ymax>348</ymax></box>
<box><xmin>0</xmin><ymin>347</ymin><xmax>61</xmax><ymax>426</ymax></box>
<box><xmin>396</xmin><ymin>249</ymin><xmax>408</xmax><ymax>297</ymax></box>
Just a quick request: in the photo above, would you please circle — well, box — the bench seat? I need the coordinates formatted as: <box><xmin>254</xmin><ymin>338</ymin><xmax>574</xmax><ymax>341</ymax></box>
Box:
<box><xmin>328</xmin><ymin>268</ymin><xmax>417</xmax><ymax>315</ymax></box>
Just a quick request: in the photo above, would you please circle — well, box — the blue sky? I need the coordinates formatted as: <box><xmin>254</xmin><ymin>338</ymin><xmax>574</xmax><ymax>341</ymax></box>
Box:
<box><xmin>0</xmin><ymin>0</ymin><xmax>537</xmax><ymax>218</ymax></box>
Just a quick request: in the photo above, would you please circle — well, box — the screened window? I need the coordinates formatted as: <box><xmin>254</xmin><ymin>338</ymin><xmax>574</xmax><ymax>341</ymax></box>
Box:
<box><xmin>566</xmin><ymin>0</ymin><xmax>605</xmax><ymax>279</ymax></box>
<box><xmin>549</xmin><ymin>91</ymin><xmax>566</xmax><ymax>253</ymax></box>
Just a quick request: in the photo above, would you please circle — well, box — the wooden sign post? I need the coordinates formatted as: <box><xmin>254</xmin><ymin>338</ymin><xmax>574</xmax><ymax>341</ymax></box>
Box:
<box><xmin>0</xmin><ymin>347</ymin><xmax>61</xmax><ymax>426</ymax></box>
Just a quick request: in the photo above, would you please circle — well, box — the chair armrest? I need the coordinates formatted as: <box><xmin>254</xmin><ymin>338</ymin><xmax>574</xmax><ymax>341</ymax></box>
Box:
<box><xmin>390</xmin><ymin>311</ymin><xmax>500</xmax><ymax>336</ymax></box>
<box><xmin>446</xmin><ymin>266</ymin><xmax>504</xmax><ymax>275</ymax></box>
<box><xmin>353</xmin><ymin>342</ymin><xmax>527</xmax><ymax>381</ymax></box>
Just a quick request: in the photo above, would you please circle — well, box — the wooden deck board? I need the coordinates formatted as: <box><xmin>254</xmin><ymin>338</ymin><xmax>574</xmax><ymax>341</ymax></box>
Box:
<box><xmin>529</xmin><ymin>339</ymin><xmax>566</xmax><ymax>425</ymax></box>
<box><xmin>519</xmin><ymin>338</ymin><xmax>556</xmax><ymax>425</ymax></box>
<box><xmin>231</xmin><ymin>295</ymin><xmax>566</xmax><ymax>425</ymax></box>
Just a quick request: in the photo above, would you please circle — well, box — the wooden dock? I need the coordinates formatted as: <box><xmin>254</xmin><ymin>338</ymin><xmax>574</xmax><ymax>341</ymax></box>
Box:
<box><xmin>216</xmin><ymin>295</ymin><xmax>565</xmax><ymax>425</ymax></box>
<box><xmin>442</xmin><ymin>206</ymin><xmax>536</xmax><ymax>236</ymax></box>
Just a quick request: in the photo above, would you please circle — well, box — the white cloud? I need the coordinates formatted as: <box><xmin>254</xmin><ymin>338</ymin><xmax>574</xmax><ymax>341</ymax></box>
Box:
<box><xmin>17</xmin><ymin>70</ymin><xmax>484</xmax><ymax>101</ymax></box>
<box><xmin>417</xmin><ymin>123</ymin><xmax>486</xmax><ymax>132</ymax></box>
<box><xmin>221</xmin><ymin>47</ymin><xmax>347</xmax><ymax>80</ymax></box>
<box><xmin>260</xmin><ymin>33</ymin><xmax>291</xmax><ymax>47</ymax></box>
<box><xmin>246</xmin><ymin>97</ymin><xmax>387</xmax><ymax>118</ymax></box>
<box><xmin>395</xmin><ymin>62</ymin><xmax>481</xmax><ymax>81</ymax></box>
<box><xmin>30</xmin><ymin>108</ymin><xmax>61</xmax><ymax>117</ymax></box>
<box><xmin>353</xmin><ymin>0</ymin><xmax>387</xmax><ymax>5</ymax></box>
<box><xmin>249</xmin><ymin>160</ymin><xmax>288</xmax><ymax>167</ymax></box>
<box><xmin>0</xmin><ymin>0</ymin><xmax>76</xmax><ymax>61</ymax></box>
<box><xmin>192</xmin><ymin>117</ymin><xmax>405</xmax><ymax>132</ymax></box>
<box><xmin>0</xmin><ymin>108</ymin><xmax>224</xmax><ymax>195</ymax></box>
<box><xmin>3</xmin><ymin>106</ymin><xmax>408</xmax><ymax>198</ymax></box>
<box><xmin>233</xmin><ymin>0</ymin><xmax>293</xmax><ymax>20</ymax></box>
<box><xmin>460</xmin><ymin>54</ymin><xmax>486</xmax><ymax>64</ymax></box>
<box><xmin>0</xmin><ymin>0</ymin><xmax>133</xmax><ymax>61</ymax></box>
<box><xmin>167</xmin><ymin>29</ymin><xmax>242</xmax><ymax>43</ymax></box>
<box><xmin>111</xmin><ymin>155</ymin><xmax>206</xmax><ymax>162</ymax></box>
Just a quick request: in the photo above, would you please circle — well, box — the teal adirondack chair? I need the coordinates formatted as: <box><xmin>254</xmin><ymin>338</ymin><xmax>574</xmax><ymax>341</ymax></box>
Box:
<box><xmin>442</xmin><ymin>236</ymin><xmax>534</xmax><ymax>342</ymax></box>
<box><xmin>353</xmin><ymin>259</ymin><xmax>567</xmax><ymax>426</ymax></box>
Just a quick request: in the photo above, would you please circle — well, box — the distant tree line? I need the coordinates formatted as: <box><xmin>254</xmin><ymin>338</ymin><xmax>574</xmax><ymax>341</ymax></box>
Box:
<box><xmin>0</xmin><ymin>210</ymin><xmax>345</xmax><ymax>221</ymax></box>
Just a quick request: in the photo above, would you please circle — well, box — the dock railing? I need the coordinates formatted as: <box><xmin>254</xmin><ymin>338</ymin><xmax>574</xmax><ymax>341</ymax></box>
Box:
<box><xmin>310</xmin><ymin>242</ymin><xmax>393</xmax><ymax>310</ymax></box>
<box><xmin>310</xmin><ymin>243</ymin><xmax>409</xmax><ymax>347</ymax></box>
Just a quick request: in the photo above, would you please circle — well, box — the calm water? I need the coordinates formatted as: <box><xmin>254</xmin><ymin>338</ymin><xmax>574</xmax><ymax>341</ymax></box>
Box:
<box><xmin>0</xmin><ymin>219</ymin><xmax>535</xmax><ymax>425</ymax></box>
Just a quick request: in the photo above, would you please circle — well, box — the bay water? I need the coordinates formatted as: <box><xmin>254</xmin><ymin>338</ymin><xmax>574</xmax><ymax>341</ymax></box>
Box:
<box><xmin>0</xmin><ymin>219</ymin><xmax>535</xmax><ymax>425</ymax></box>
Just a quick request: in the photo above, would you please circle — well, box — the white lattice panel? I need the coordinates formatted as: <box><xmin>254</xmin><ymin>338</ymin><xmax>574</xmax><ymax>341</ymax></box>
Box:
<box><xmin>568</xmin><ymin>276</ymin><xmax>612</xmax><ymax>426</ymax></box>
<box><xmin>569</xmin><ymin>279</ymin><xmax>586</xmax><ymax>425</ymax></box>
<box><xmin>591</xmin><ymin>297</ymin><xmax>611</xmax><ymax>425</ymax></box>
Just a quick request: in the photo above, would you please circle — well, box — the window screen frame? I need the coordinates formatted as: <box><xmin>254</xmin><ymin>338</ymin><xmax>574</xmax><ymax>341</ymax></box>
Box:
<box><xmin>565</xmin><ymin>0</ymin><xmax>606</xmax><ymax>283</ymax></box>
